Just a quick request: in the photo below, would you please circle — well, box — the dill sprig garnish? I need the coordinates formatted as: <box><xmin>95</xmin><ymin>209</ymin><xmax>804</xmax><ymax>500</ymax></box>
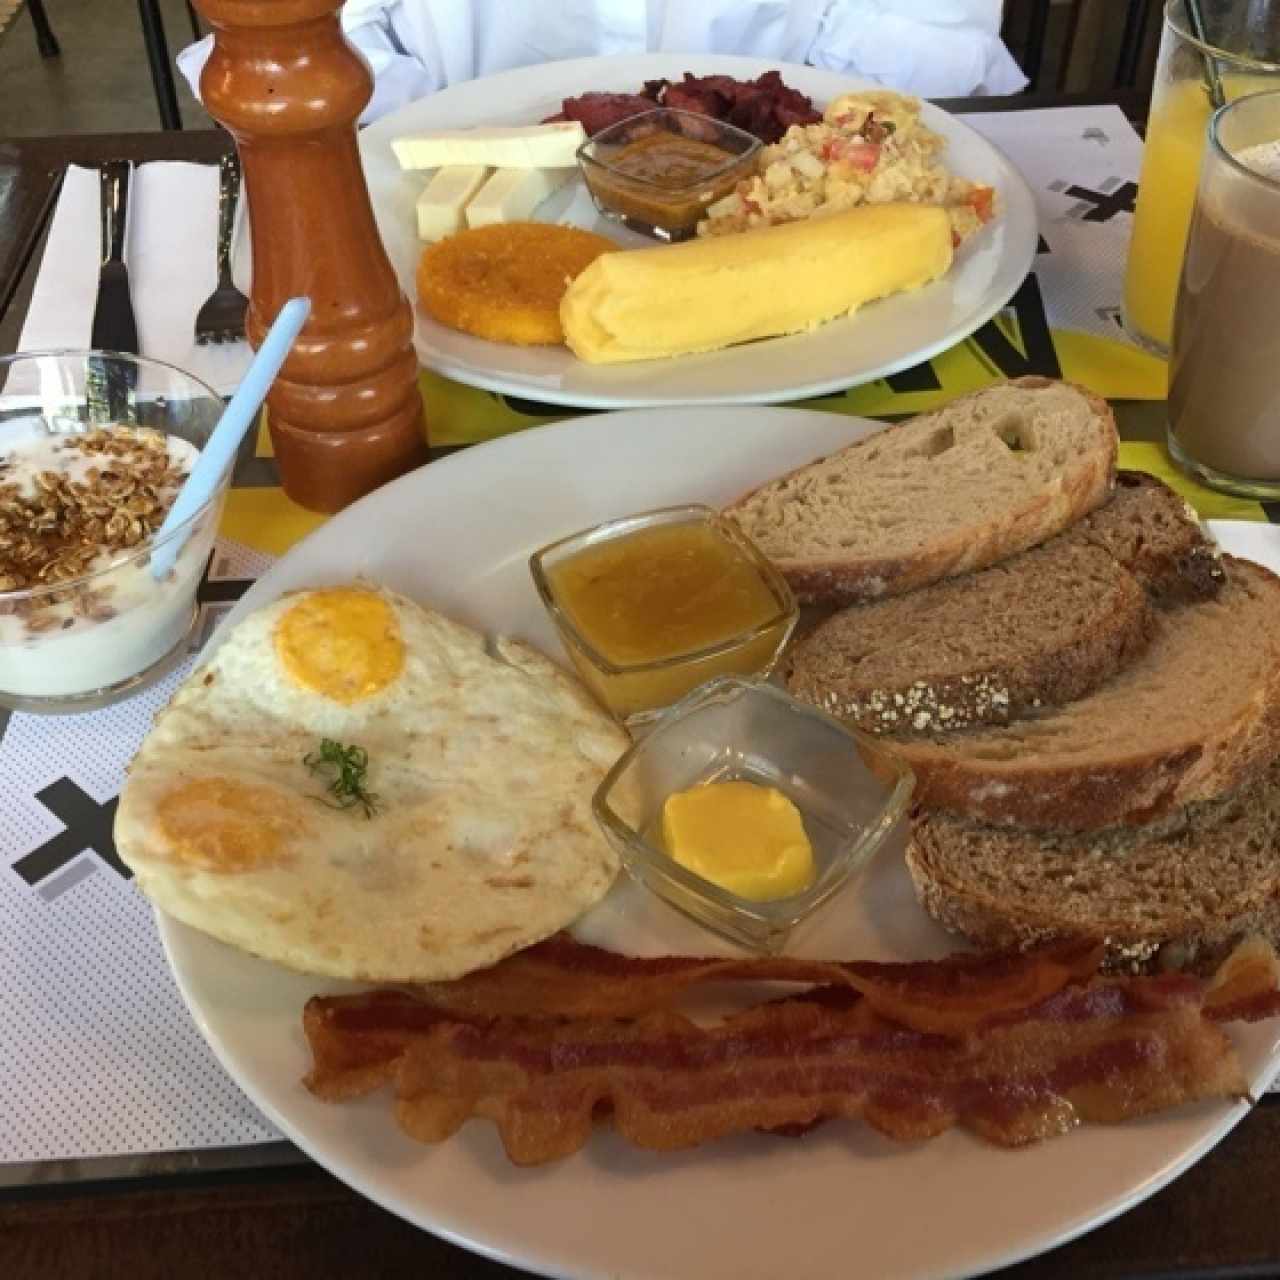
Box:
<box><xmin>303</xmin><ymin>739</ymin><xmax>380</xmax><ymax>818</ymax></box>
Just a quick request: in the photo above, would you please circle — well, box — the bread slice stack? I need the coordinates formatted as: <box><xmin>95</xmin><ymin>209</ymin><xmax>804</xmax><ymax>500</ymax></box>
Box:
<box><xmin>731</xmin><ymin>377</ymin><xmax>1280</xmax><ymax>972</ymax></box>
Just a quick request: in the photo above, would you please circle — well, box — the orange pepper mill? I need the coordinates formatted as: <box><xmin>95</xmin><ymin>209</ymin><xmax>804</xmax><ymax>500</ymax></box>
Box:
<box><xmin>194</xmin><ymin>0</ymin><xmax>428</xmax><ymax>513</ymax></box>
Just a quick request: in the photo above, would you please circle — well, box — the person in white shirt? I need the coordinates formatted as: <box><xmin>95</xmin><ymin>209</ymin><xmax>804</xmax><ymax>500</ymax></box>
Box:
<box><xmin>179</xmin><ymin>0</ymin><xmax>1027</xmax><ymax>124</ymax></box>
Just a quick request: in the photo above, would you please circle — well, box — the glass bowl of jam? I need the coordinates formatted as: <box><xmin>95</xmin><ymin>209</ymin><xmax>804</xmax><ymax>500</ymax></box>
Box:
<box><xmin>577</xmin><ymin>109</ymin><xmax>761</xmax><ymax>241</ymax></box>
<box><xmin>593</xmin><ymin>677</ymin><xmax>915</xmax><ymax>953</ymax></box>
<box><xmin>529</xmin><ymin>504</ymin><xmax>796</xmax><ymax>728</ymax></box>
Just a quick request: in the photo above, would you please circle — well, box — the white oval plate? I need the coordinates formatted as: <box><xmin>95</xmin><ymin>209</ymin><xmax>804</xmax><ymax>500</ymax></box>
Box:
<box><xmin>160</xmin><ymin>407</ymin><xmax>1280</xmax><ymax>1280</ymax></box>
<box><xmin>358</xmin><ymin>54</ymin><xmax>1038</xmax><ymax>409</ymax></box>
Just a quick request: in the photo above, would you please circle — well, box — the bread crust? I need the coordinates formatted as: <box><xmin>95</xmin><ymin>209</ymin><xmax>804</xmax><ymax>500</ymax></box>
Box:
<box><xmin>725</xmin><ymin>377</ymin><xmax>1118</xmax><ymax>606</ymax></box>
<box><xmin>893</xmin><ymin>556</ymin><xmax>1280</xmax><ymax>830</ymax></box>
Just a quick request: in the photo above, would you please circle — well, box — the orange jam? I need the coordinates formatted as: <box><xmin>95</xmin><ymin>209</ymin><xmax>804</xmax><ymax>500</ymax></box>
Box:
<box><xmin>544</xmin><ymin>518</ymin><xmax>794</xmax><ymax>722</ymax></box>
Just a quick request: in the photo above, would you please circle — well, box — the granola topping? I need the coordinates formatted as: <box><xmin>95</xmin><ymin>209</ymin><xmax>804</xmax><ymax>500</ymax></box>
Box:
<box><xmin>0</xmin><ymin>428</ymin><xmax>198</xmax><ymax>639</ymax></box>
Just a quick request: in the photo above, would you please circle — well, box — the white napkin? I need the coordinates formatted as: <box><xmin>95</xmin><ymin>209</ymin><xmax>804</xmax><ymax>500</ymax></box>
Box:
<box><xmin>18</xmin><ymin>163</ymin><xmax>253</xmax><ymax>397</ymax></box>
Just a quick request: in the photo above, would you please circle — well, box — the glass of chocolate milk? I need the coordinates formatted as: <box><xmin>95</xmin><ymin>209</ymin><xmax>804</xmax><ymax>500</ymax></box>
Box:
<box><xmin>1169</xmin><ymin>90</ymin><xmax>1280</xmax><ymax>496</ymax></box>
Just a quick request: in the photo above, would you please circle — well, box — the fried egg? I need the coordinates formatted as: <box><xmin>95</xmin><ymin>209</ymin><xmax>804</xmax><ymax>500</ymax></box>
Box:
<box><xmin>115</xmin><ymin>585</ymin><xmax>628</xmax><ymax>981</ymax></box>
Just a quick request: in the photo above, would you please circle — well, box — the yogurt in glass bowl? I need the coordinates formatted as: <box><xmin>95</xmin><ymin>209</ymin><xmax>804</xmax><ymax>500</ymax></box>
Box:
<box><xmin>0</xmin><ymin>350</ymin><xmax>231</xmax><ymax>712</ymax></box>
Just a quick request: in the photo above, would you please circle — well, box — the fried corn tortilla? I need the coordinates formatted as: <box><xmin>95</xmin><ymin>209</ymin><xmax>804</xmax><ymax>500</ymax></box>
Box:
<box><xmin>417</xmin><ymin>222</ymin><xmax>617</xmax><ymax>345</ymax></box>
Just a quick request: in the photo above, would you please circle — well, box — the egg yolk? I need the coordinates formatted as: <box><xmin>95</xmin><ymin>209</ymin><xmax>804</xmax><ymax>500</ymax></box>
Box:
<box><xmin>275</xmin><ymin>588</ymin><xmax>404</xmax><ymax>703</ymax></box>
<box><xmin>156</xmin><ymin>777</ymin><xmax>302</xmax><ymax>872</ymax></box>
<box><xmin>660</xmin><ymin>780</ymin><xmax>816</xmax><ymax>901</ymax></box>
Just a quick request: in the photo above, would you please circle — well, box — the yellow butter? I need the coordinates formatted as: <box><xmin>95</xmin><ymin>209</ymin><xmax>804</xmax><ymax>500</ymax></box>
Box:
<box><xmin>560</xmin><ymin>202</ymin><xmax>953</xmax><ymax>364</ymax></box>
<box><xmin>661</xmin><ymin>780</ymin><xmax>815</xmax><ymax>901</ymax></box>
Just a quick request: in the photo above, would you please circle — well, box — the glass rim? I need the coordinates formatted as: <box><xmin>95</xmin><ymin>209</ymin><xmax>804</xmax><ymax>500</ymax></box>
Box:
<box><xmin>1209</xmin><ymin>89</ymin><xmax>1280</xmax><ymax>193</ymax></box>
<box><xmin>1166</xmin><ymin>0</ymin><xmax>1280</xmax><ymax>73</ymax></box>
<box><xmin>0</xmin><ymin>346</ymin><xmax>227</xmax><ymax>401</ymax></box>
<box><xmin>0</xmin><ymin>347</ymin><xmax>230</xmax><ymax>604</ymax></box>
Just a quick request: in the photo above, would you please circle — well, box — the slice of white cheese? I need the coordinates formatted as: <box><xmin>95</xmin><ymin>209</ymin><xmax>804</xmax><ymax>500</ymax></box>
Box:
<box><xmin>392</xmin><ymin>122</ymin><xmax>587</xmax><ymax>171</ymax></box>
<box><xmin>416</xmin><ymin>165</ymin><xmax>491</xmax><ymax>241</ymax></box>
<box><xmin>464</xmin><ymin>167</ymin><xmax>574</xmax><ymax>229</ymax></box>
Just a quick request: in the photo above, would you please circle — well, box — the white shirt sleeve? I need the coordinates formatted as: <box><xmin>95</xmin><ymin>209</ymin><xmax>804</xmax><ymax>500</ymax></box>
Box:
<box><xmin>807</xmin><ymin>0</ymin><xmax>1029</xmax><ymax>97</ymax></box>
<box><xmin>176</xmin><ymin>0</ymin><xmax>1028</xmax><ymax>124</ymax></box>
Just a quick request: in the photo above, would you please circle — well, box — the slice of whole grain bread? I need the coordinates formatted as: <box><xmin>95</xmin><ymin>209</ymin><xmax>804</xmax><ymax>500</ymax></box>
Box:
<box><xmin>725</xmin><ymin>377</ymin><xmax>1117</xmax><ymax>606</ymax></box>
<box><xmin>891</xmin><ymin>555</ymin><xmax>1280</xmax><ymax>831</ymax></box>
<box><xmin>906</xmin><ymin>758</ymin><xmax>1280</xmax><ymax>973</ymax></box>
<box><xmin>1061</xmin><ymin>469</ymin><xmax>1224</xmax><ymax>604</ymax></box>
<box><xmin>784</xmin><ymin>539</ymin><xmax>1153</xmax><ymax>735</ymax></box>
<box><xmin>783</xmin><ymin>470</ymin><xmax>1221</xmax><ymax>736</ymax></box>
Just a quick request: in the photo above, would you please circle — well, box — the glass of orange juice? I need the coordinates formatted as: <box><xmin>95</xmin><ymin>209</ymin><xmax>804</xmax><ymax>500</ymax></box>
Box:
<box><xmin>1123</xmin><ymin>0</ymin><xmax>1280</xmax><ymax>357</ymax></box>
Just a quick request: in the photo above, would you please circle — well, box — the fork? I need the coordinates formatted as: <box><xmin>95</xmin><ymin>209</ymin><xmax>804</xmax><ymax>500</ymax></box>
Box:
<box><xmin>194</xmin><ymin>149</ymin><xmax>249</xmax><ymax>345</ymax></box>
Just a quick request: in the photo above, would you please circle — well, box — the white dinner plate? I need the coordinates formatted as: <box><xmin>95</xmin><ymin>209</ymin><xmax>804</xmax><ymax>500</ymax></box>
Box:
<box><xmin>357</xmin><ymin>54</ymin><xmax>1038</xmax><ymax>409</ymax></box>
<box><xmin>160</xmin><ymin>407</ymin><xmax>1280</xmax><ymax>1280</ymax></box>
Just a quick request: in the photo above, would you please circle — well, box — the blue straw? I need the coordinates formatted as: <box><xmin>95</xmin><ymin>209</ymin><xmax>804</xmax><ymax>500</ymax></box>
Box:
<box><xmin>151</xmin><ymin>297</ymin><xmax>311</xmax><ymax>580</ymax></box>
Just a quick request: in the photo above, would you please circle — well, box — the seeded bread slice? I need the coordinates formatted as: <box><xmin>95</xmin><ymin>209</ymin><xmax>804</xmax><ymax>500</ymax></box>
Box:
<box><xmin>906</xmin><ymin>759</ymin><xmax>1280</xmax><ymax>973</ymax></box>
<box><xmin>725</xmin><ymin>377</ymin><xmax>1117</xmax><ymax>605</ymax></box>
<box><xmin>784</xmin><ymin>540</ymin><xmax>1153</xmax><ymax>735</ymax></box>
<box><xmin>892</xmin><ymin>556</ymin><xmax>1280</xmax><ymax>831</ymax></box>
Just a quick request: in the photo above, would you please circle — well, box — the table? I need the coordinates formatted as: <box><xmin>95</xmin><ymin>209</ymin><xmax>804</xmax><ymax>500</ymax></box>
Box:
<box><xmin>3</xmin><ymin>117</ymin><xmax>1280</xmax><ymax>1280</ymax></box>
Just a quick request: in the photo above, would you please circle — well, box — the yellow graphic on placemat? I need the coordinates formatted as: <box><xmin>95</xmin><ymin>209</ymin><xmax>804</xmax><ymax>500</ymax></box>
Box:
<box><xmin>221</xmin><ymin>486</ymin><xmax>326</xmax><ymax>557</ymax></box>
<box><xmin>1054</xmin><ymin>331</ymin><xmax>1166</xmax><ymax>402</ymax></box>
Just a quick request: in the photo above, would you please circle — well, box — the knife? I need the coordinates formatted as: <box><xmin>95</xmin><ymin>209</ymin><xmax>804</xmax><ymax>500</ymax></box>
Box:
<box><xmin>90</xmin><ymin>160</ymin><xmax>140</xmax><ymax>355</ymax></box>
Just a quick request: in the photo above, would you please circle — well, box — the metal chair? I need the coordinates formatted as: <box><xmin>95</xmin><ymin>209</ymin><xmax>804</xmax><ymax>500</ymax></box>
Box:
<box><xmin>0</xmin><ymin>0</ymin><xmax>60</xmax><ymax>58</ymax></box>
<box><xmin>137</xmin><ymin>0</ymin><xmax>204</xmax><ymax>131</ymax></box>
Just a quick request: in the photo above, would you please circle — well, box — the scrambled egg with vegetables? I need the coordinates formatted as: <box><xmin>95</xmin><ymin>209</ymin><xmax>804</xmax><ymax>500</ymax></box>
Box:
<box><xmin>699</xmin><ymin>90</ymin><xmax>995</xmax><ymax>245</ymax></box>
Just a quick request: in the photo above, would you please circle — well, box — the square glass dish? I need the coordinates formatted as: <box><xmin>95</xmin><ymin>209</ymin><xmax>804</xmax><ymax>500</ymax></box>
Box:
<box><xmin>593</xmin><ymin>677</ymin><xmax>915</xmax><ymax>952</ymax></box>
<box><xmin>530</xmin><ymin>505</ymin><xmax>797</xmax><ymax>728</ymax></box>
<box><xmin>577</xmin><ymin>108</ymin><xmax>761</xmax><ymax>241</ymax></box>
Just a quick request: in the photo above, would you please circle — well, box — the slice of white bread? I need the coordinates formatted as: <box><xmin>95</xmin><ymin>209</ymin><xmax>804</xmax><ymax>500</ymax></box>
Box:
<box><xmin>907</xmin><ymin>759</ymin><xmax>1280</xmax><ymax>973</ymax></box>
<box><xmin>891</xmin><ymin>556</ymin><xmax>1280</xmax><ymax>831</ymax></box>
<box><xmin>784</xmin><ymin>540</ymin><xmax>1154</xmax><ymax>735</ymax></box>
<box><xmin>725</xmin><ymin>377</ymin><xmax>1117</xmax><ymax>605</ymax></box>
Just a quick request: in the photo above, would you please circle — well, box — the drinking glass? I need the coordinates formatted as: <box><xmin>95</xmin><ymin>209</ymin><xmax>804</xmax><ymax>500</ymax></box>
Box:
<box><xmin>1122</xmin><ymin>0</ymin><xmax>1280</xmax><ymax>357</ymax></box>
<box><xmin>1167</xmin><ymin>90</ymin><xmax>1280</xmax><ymax>495</ymax></box>
<box><xmin>0</xmin><ymin>351</ymin><xmax>229</xmax><ymax>712</ymax></box>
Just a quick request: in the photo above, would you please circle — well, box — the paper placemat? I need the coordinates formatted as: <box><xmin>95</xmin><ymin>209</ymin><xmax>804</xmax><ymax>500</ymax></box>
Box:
<box><xmin>0</xmin><ymin>539</ymin><xmax>281</xmax><ymax>1161</ymax></box>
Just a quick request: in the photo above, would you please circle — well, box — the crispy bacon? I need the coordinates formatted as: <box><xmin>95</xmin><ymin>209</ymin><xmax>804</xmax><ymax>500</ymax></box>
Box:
<box><xmin>302</xmin><ymin>937</ymin><xmax>1280</xmax><ymax>1166</ymax></box>
<box><xmin>405</xmin><ymin>934</ymin><xmax>1103</xmax><ymax>1033</ymax></box>
<box><xmin>302</xmin><ymin>936</ymin><xmax>1101</xmax><ymax>1100</ymax></box>
<box><xmin>390</xmin><ymin>992</ymin><xmax>1244</xmax><ymax>1165</ymax></box>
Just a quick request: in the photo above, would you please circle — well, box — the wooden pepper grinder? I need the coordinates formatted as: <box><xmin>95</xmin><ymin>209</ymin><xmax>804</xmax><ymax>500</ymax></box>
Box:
<box><xmin>195</xmin><ymin>0</ymin><xmax>428</xmax><ymax>512</ymax></box>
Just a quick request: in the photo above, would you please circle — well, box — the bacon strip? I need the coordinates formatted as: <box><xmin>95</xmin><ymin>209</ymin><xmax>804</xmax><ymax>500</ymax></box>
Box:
<box><xmin>387</xmin><ymin>993</ymin><xmax>1244</xmax><ymax>1165</ymax></box>
<box><xmin>304</xmin><ymin>936</ymin><xmax>1103</xmax><ymax>1097</ymax></box>
<box><xmin>409</xmin><ymin>933</ymin><xmax>1103</xmax><ymax>1032</ymax></box>
<box><xmin>302</xmin><ymin>937</ymin><xmax>1280</xmax><ymax>1167</ymax></box>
